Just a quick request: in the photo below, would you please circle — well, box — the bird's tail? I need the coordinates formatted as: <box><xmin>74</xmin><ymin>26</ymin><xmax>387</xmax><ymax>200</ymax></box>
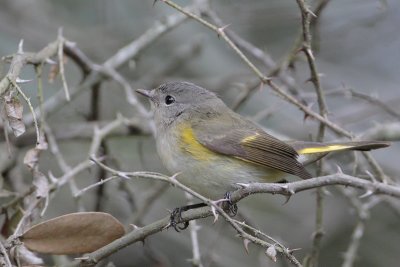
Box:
<box><xmin>290</xmin><ymin>140</ymin><xmax>390</xmax><ymax>166</ymax></box>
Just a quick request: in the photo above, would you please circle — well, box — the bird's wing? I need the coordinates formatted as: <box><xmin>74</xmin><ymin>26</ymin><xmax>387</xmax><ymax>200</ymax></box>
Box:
<box><xmin>192</xmin><ymin>116</ymin><xmax>312</xmax><ymax>179</ymax></box>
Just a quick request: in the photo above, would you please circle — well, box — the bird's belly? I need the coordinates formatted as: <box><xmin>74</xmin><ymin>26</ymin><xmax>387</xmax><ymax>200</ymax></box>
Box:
<box><xmin>157</xmin><ymin>132</ymin><xmax>284</xmax><ymax>199</ymax></box>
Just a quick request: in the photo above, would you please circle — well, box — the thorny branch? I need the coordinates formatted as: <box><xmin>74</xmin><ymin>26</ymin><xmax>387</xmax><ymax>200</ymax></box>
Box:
<box><xmin>77</xmin><ymin>158</ymin><xmax>400</xmax><ymax>266</ymax></box>
<box><xmin>294</xmin><ymin>0</ymin><xmax>328</xmax><ymax>265</ymax></box>
<box><xmin>0</xmin><ymin>1</ymin><xmax>398</xmax><ymax>266</ymax></box>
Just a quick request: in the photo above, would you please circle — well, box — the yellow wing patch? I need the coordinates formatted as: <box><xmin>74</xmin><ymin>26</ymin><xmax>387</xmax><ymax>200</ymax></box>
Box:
<box><xmin>180</xmin><ymin>125</ymin><xmax>215</xmax><ymax>161</ymax></box>
<box><xmin>241</xmin><ymin>133</ymin><xmax>260</xmax><ymax>143</ymax></box>
<box><xmin>298</xmin><ymin>145</ymin><xmax>352</xmax><ymax>154</ymax></box>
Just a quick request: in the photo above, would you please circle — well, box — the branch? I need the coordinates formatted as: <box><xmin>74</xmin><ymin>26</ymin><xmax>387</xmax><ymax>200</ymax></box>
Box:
<box><xmin>231</xmin><ymin>174</ymin><xmax>400</xmax><ymax>200</ymax></box>
<box><xmin>160</xmin><ymin>0</ymin><xmax>390</xmax><ymax>185</ymax></box>
<box><xmin>21</xmin><ymin>3</ymin><xmax>199</xmax><ymax>127</ymax></box>
<box><xmin>294</xmin><ymin>1</ymin><xmax>328</xmax><ymax>265</ymax></box>
<box><xmin>77</xmin><ymin>158</ymin><xmax>400</xmax><ymax>266</ymax></box>
<box><xmin>83</xmin><ymin>158</ymin><xmax>302</xmax><ymax>266</ymax></box>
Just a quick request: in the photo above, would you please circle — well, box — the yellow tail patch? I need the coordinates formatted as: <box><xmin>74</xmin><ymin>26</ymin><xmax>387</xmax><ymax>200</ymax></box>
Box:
<box><xmin>298</xmin><ymin>145</ymin><xmax>352</xmax><ymax>154</ymax></box>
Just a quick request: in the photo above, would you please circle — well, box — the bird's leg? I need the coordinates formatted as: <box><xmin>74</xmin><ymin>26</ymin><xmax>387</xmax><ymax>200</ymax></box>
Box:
<box><xmin>170</xmin><ymin>192</ymin><xmax>239</xmax><ymax>232</ymax></box>
<box><xmin>170</xmin><ymin>203</ymin><xmax>207</xmax><ymax>232</ymax></box>
<box><xmin>222</xmin><ymin>191</ymin><xmax>238</xmax><ymax>216</ymax></box>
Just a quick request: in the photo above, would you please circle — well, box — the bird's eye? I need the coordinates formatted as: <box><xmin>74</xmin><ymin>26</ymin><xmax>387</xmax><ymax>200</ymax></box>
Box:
<box><xmin>165</xmin><ymin>95</ymin><xmax>175</xmax><ymax>105</ymax></box>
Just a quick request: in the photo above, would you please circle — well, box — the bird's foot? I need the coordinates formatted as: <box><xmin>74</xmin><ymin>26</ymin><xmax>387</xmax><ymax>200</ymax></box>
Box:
<box><xmin>222</xmin><ymin>191</ymin><xmax>238</xmax><ymax>216</ymax></box>
<box><xmin>169</xmin><ymin>203</ymin><xmax>207</xmax><ymax>232</ymax></box>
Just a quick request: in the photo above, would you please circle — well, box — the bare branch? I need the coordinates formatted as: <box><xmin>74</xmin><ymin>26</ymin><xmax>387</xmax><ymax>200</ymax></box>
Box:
<box><xmin>78</xmin><ymin>158</ymin><xmax>400</xmax><ymax>266</ymax></box>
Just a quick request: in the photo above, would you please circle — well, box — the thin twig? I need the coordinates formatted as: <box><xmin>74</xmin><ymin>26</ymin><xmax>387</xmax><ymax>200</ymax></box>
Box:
<box><xmin>294</xmin><ymin>0</ymin><xmax>328</xmax><ymax>265</ymax></box>
<box><xmin>185</xmin><ymin>193</ymin><xmax>204</xmax><ymax>267</ymax></box>
<box><xmin>82</xmin><ymin>158</ymin><xmax>303</xmax><ymax>266</ymax></box>
<box><xmin>162</xmin><ymin>0</ymin><xmax>269</xmax><ymax>83</ymax></box>
<box><xmin>21</xmin><ymin>6</ymin><xmax>196</xmax><ymax>128</ymax></box>
<box><xmin>342</xmin><ymin>220</ymin><xmax>364</xmax><ymax>267</ymax></box>
<box><xmin>74</xmin><ymin>176</ymin><xmax>119</xmax><ymax>198</ymax></box>
<box><xmin>10</xmin><ymin>78</ymin><xmax>40</xmax><ymax>146</ymax></box>
<box><xmin>44</xmin><ymin>123</ymin><xmax>84</xmax><ymax>210</ymax></box>
<box><xmin>160</xmin><ymin>0</ymin><xmax>348</xmax><ymax>137</ymax></box>
<box><xmin>58</xmin><ymin>28</ymin><xmax>70</xmax><ymax>101</ymax></box>
<box><xmin>0</xmin><ymin>240</ymin><xmax>12</xmax><ymax>267</ymax></box>
<box><xmin>83</xmin><ymin>158</ymin><xmax>400</xmax><ymax>266</ymax></box>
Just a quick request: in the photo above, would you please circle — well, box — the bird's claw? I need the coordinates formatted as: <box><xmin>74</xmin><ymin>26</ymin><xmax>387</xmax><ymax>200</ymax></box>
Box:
<box><xmin>222</xmin><ymin>191</ymin><xmax>238</xmax><ymax>216</ymax></box>
<box><xmin>170</xmin><ymin>207</ymin><xmax>189</xmax><ymax>232</ymax></box>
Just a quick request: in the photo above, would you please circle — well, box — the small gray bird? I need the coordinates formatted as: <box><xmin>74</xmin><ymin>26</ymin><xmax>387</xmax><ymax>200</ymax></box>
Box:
<box><xmin>136</xmin><ymin>81</ymin><xmax>389</xmax><ymax>201</ymax></box>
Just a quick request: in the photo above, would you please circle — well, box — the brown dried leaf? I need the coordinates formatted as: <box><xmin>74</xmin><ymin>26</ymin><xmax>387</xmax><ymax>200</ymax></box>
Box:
<box><xmin>32</xmin><ymin>170</ymin><xmax>49</xmax><ymax>199</ymax></box>
<box><xmin>21</xmin><ymin>212</ymin><xmax>125</xmax><ymax>254</ymax></box>
<box><xmin>24</xmin><ymin>148</ymin><xmax>40</xmax><ymax>169</ymax></box>
<box><xmin>4</xmin><ymin>94</ymin><xmax>25</xmax><ymax>137</ymax></box>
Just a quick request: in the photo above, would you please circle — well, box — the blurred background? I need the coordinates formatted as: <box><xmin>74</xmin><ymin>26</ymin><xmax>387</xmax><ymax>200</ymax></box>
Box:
<box><xmin>1</xmin><ymin>0</ymin><xmax>399</xmax><ymax>266</ymax></box>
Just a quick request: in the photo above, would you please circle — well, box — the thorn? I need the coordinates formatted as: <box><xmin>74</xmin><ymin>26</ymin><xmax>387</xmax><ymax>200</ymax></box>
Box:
<box><xmin>279</xmin><ymin>184</ymin><xmax>294</xmax><ymax>204</ymax></box>
<box><xmin>295</xmin><ymin>46</ymin><xmax>304</xmax><ymax>55</ymax></box>
<box><xmin>48</xmin><ymin>171</ymin><xmax>58</xmax><ymax>183</ymax></box>
<box><xmin>359</xmin><ymin>190</ymin><xmax>374</xmax><ymax>199</ymax></box>
<box><xmin>322</xmin><ymin>188</ymin><xmax>331</xmax><ymax>196</ymax></box>
<box><xmin>15</xmin><ymin>77</ymin><xmax>33</xmax><ymax>84</ymax></box>
<box><xmin>336</xmin><ymin>165</ymin><xmax>343</xmax><ymax>174</ymax></box>
<box><xmin>217</xmin><ymin>24</ymin><xmax>230</xmax><ymax>38</ymax></box>
<box><xmin>210</xmin><ymin>205</ymin><xmax>219</xmax><ymax>223</ymax></box>
<box><xmin>212</xmin><ymin>198</ymin><xmax>229</xmax><ymax>205</ymax></box>
<box><xmin>65</xmin><ymin>40</ymin><xmax>76</xmax><ymax>47</ymax></box>
<box><xmin>74</xmin><ymin>256</ymin><xmax>89</xmax><ymax>261</ymax></box>
<box><xmin>162</xmin><ymin>220</ymin><xmax>172</xmax><ymax>230</ymax></box>
<box><xmin>303</xmin><ymin>102</ymin><xmax>315</xmax><ymax>121</ymax></box>
<box><xmin>117</xmin><ymin>172</ymin><xmax>130</xmax><ymax>180</ymax></box>
<box><xmin>307</xmin><ymin>9</ymin><xmax>317</xmax><ymax>18</ymax></box>
<box><xmin>18</xmin><ymin>39</ymin><xmax>24</xmax><ymax>54</ymax></box>
<box><xmin>129</xmin><ymin>224</ymin><xmax>141</xmax><ymax>231</ymax></box>
<box><xmin>235</xmin><ymin>182</ymin><xmax>250</xmax><ymax>189</ymax></box>
<box><xmin>280</xmin><ymin>183</ymin><xmax>295</xmax><ymax>195</ymax></box>
<box><xmin>365</xmin><ymin>170</ymin><xmax>377</xmax><ymax>183</ymax></box>
<box><xmin>243</xmin><ymin>238</ymin><xmax>251</xmax><ymax>254</ymax></box>
<box><xmin>287</xmin><ymin>247</ymin><xmax>302</xmax><ymax>254</ymax></box>
<box><xmin>283</xmin><ymin>195</ymin><xmax>292</xmax><ymax>205</ymax></box>
<box><xmin>169</xmin><ymin>172</ymin><xmax>181</xmax><ymax>181</ymax></box>
<box><xmin>45</xmin><ymin>58</ymin><xmax>57</xmax><ymax>65</ymax></box>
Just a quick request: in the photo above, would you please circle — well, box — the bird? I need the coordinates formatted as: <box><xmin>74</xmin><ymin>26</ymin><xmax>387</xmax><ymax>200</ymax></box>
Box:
<box><xmin>136</xmin><ymin>81</ymin><xmax>389</xmax><ymax>200</ymax></box>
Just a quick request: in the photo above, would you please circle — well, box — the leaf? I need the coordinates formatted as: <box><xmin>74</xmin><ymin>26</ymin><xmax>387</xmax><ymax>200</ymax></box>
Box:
<box><xmin>23</xmin><ymin>137</ymin><xmax>48</xmax><ymax>170</ymax></box>
<box><xmin>21</xmin><ymin>212</ymin><xmax>125</xmax><ymax>254</ymax></box>
<box><xmin>4</xmin><ymin>94</ymin><xmax>25</xmax><ymax>137</ymax></box>
<box><xmin>32</xmin><ymin>170</ymin><xmax>49</xmax><ymax>199</ymax></box>
<box><xmin>24</xmin><ymin>148</ymin><xmax>40</xmax><ymax>169</ymax></box>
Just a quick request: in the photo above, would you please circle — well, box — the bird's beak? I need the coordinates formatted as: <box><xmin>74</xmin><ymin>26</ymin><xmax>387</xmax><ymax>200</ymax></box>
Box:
<box><xmin>136</xmin><ymin>89</ymin><xmax>154</xmax><ymax>101</ymax></box>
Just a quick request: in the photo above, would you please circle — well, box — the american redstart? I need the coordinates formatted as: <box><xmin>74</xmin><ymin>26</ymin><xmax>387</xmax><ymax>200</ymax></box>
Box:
<box><xmin>136</xmin><ymin>81</ymin><xmax>389</xmax><ymax>200</ymax></box>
